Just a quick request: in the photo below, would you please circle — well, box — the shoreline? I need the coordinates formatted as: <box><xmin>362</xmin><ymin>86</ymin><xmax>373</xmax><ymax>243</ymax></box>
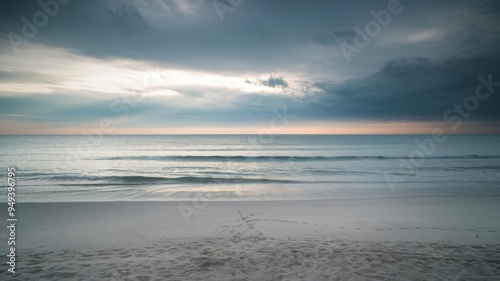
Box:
<box><xmin>6</xmin><ymin>193</ymin><xmax>500</xmax><ymax>203</ymax></box>
<box><xmin>4</xmin><ymin>183</ymin><xmax>500</xmax><ymax>203</ymax></box>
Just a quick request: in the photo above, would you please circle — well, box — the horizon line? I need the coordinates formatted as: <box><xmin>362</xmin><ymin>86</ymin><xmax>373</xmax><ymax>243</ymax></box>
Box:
<box><xmin>2</xmin><ymin>133</ymin><xmax>500</xmax><ymax>136</ymax></box>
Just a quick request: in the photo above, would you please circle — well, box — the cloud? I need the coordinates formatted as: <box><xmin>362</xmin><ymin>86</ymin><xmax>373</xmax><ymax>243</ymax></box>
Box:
<box><xmin>310</xmin><ymin>54</ymin><xmax>500</xmax><ymax>121</ymax></box>
<box><xmin>3</xmin><ymin>53</ymin><xmax>499</xmax><ymax>128</ymax></box>
<box><xmin>472</xmin><ymin>0</ymin><xmax>500</xmax><ymax>16</ymax></box>
<box><xmin>0</xmin><ymin>69</ymin><xmax>53</xmax><ymax>83</ymax></box>
<box><xmin>313</xmin><ymin>29</ymin><xmax>357</xmax><ymax>46</ymax></box>
<box><xmin>106</xmin><ymin>4</ymin><xmax>149</xmax><ymax>33</ymax></box>
<box><xmin>247</xmin><ymin>75</ymin><xmax>289</xmax><ymax>88</ymax></box>
<box><xmin>1</xmin><ymin>0</ymin><xmax>500</xmax><ymax>133</ymax></box>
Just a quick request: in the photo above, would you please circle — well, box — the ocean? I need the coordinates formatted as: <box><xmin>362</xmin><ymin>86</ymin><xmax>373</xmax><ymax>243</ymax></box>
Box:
<box><xmin>1</xmin><ymin>135</ymin><xmax>500</xmax><ymax>202</ymax></box>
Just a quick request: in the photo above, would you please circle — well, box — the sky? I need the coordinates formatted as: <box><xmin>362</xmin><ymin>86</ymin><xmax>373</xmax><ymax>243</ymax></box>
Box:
<box><xmin>1</xmin><ymin>0</ymin><xmax>500</xmax><ymax>134</ymax></box>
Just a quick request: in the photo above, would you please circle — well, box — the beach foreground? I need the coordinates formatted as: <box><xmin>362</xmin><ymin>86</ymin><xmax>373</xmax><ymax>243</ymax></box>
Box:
<box><xmin>1</xmin><ymin>196</ymin><xmax>499</xmax><ymax>280</ymax></box>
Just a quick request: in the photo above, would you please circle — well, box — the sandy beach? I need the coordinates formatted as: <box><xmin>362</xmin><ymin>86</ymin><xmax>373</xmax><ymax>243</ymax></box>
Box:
<box><xmin>1</xmin><ymin>196</ymin><xmax>499</xmax><ymax>280</ymax></box>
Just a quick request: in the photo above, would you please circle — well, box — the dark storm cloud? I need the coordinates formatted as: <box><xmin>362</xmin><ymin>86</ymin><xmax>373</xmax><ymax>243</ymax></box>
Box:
<box><xmin>0</xmin><ymin>0</ymin><xmax>401</xmax><ymax>72</ymax></box>
<box><xmin>1</xmin><ymin>0</ymin><xmax>499</xmax><ymax>73</ymax></box>
<box><xmin>309</xmin><ymin>54</ymin><xmax>500</xmax><ymax>121</ymax></box>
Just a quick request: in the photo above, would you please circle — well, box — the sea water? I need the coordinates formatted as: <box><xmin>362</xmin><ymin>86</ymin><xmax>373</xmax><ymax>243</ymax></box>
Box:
<box><xmin>1</xmin><ymin>135</ymin><xmax>499</xmax><ymax>201</ymax></box>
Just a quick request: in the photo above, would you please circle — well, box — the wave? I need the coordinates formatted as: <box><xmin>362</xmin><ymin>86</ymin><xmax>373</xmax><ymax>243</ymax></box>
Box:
<box><xmin>96</xmin><ymin>155</ymin><xmax>500</xmax><ymax>162</ymax></box>
<box><xmin>43</xmin><ymin>175</ymin><xmax>304</xmax><ymax>185</ymax></box>
<box><xmin>134</xmin><ymin>147</ymin><xmax>332</xmax><ymax>152</ymax></box>
<box><xmin>417</xmin><ymin>165</ymin><xmax>500</xmax><ymax>171</ymax></box>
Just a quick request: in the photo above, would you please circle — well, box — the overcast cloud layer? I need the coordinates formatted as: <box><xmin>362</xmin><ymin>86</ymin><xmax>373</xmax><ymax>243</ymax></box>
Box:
<box><xmin>1</xmin><ymin>0</ymin><xmax>500</xmax><ymax>133</ymax></box>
